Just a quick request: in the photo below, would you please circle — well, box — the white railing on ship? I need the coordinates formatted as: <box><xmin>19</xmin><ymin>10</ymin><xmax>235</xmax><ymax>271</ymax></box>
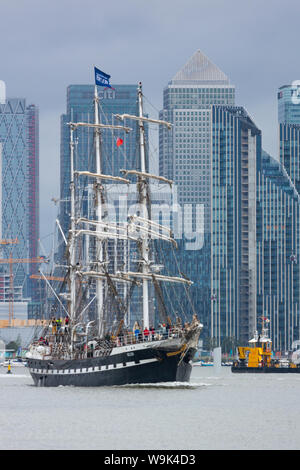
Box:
<box><xmin>111</xmin><ymin>328</ymin><xmax>182</xmax><ymax>347</ymax></box>
<box><xmin>32</xmin><ymin>327</ymin><xmax>184</xmax><ymax>359</ymax></box>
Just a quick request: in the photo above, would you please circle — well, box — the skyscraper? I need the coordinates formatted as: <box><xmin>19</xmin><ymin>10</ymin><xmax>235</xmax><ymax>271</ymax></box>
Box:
<box><xmin>159</xmin><ymin>50</ymin><xmax>235</xmax><ymax>338</ymax></box>
<box><xmin>278</xmin><ymin>84</ymin><xmax>300</xmax><ymax>349</ymax></box>
<box><xmin>211</xmin><ymin>106</ymin><xmax>300</xmax><ymax>350</ymax></box>
<box><xmin>211</xmin><ymin>106</ymin><xmax>261</xmax><ymax>346</ymax></box>
<box><xmin>59</xmin><ymin>84</ymin><xmax>140</xmax><ymax>249</ymax></box>
<box><xmin>257</xmin><ymin>151</ymin><xmax>300</xmax><ymax>351</ymax></box>
<box><xmin>278</xmin><ymin>83</ymin><xmax>300</xmax><ymax>124</ymax></box>
<box><xmin>159</xmin><ymin>49</ymin><xmax>235</xmax><ymax>232</ymax></box>
<box><xmin>278</xmin><ymin>82</ymin><xmax>300</xmax><ymax>195</ymax></box>
<box><xmin>26</xmin><ymin>104</ymin><xmax>40</xmax><ymax>300</ymax></box>
<box><xmin>0</xmin><ymin>94</ymin><xmax>39</xmax><ymax>300</ymax></box>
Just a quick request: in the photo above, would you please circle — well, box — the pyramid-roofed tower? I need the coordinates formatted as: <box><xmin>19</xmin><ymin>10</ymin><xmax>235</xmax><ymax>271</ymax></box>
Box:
<box><xmin>171</xmin><ymin>49</ymin><xmax>230</xmax><ymax>84</ymax></box>
<box><xmin>158</xmin><ymin>49</ymin><xmax>236</xmax><ymax>337</ymax></box>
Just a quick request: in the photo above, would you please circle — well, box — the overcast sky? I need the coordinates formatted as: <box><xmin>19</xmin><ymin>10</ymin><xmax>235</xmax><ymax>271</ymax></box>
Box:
<box><xmin>0</xmin><ymin>0</ymin><xmax>299</xmax><ymax>251</ymax></box>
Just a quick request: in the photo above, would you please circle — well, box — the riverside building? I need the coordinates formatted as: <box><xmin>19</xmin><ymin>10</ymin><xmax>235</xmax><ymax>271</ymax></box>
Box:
<box><xmin>257</xmin><ymin>151</ymin><xmax>300</xmax><ymax>351</ymax></box>
<box><xmin>277</xmin><ymin>83</ymin><xmax>300</xmax><ymax>349</ymax></box>
<box><xmin>211</xmin><ymin>106</ymin><xmax>260</xmax><ymax>346</ymax></box>
<box><xmin>211</xmin><ymin>106</ymin><xmax>300</xmax><ymax>351</ymax></box>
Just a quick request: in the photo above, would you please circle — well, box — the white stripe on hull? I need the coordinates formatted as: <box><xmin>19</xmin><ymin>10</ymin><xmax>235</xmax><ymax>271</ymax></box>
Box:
<box><xmin>29</xmin><ymin>358</ymin><xmax>158</xmax><ymax>376</ymax></box>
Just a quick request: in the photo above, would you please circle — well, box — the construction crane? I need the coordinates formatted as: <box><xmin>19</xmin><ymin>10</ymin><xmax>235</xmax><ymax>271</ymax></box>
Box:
<box><xmin>0</xmin><ymin>255</ymin><xmax>47</xmax><ymax>325</ymax></box>
<box><xmin>0</xmin><ymin>238</ymin><xmax>19</xmax><ymax>324</ymax></box>
<box><xmin>30</xmin><ymin>274</ymin><xmax>65</xmax><ymax>281</ymax></box>
<box><xmin>0</xmin><ymin>237</ymin><xmax>18</xmax><ymax>246</ymax></box>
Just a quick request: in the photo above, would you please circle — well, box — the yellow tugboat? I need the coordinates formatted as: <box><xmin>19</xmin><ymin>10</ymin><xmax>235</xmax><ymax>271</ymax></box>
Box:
<box><xmin>231</xmin><ymin>318</ymin><xmax>300</xmax><ymax>373</ymax></box>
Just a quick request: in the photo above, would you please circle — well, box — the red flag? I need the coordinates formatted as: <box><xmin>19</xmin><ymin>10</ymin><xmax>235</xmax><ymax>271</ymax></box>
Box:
<box><xmin>116</xmin><ymin>138</ymin><xmax>123</xmax><ymax>147</ymax></box>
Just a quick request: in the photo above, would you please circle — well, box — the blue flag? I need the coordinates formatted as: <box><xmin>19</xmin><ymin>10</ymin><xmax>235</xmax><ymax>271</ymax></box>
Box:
<box><xmin>94</xmin><ymin>67</ymin><xmax>112</xmax><ymax>88</ymax></box>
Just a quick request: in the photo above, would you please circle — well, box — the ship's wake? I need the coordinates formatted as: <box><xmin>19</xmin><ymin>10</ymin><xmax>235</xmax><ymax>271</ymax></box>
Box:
<box><xmin>0</xmin><ymin>374</ymin><xmax>29</xmax><ymax>379</ymax></box>
<box><xmin>116</xmin><ymin>381</ymin><xmax>208</xmax><ymax>390</ymax></box>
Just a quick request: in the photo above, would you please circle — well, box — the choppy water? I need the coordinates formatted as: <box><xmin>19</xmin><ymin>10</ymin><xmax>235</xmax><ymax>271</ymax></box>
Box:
<box><xmin>0</xmin><ymin>364</ymin><xmax>300</xmax><ymax>450</ymax></box>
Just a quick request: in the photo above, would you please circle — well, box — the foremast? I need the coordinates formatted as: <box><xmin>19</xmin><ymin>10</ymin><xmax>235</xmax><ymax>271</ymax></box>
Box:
<box><xmin>137</xmin><ymin>83</ymin><xmax>150</xmax><ymax>330</ymax></box>
<box><xmin>67</xmin><ymin>86</ymin><xmax>131</xmax><ymax>347</ymax></box>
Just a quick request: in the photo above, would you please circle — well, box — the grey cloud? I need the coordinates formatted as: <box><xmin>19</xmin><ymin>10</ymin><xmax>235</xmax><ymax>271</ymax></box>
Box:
<box><xmin>1</xmin><ymin>0</ymin><xmax>299</xmax><ymax>248</ymax></box>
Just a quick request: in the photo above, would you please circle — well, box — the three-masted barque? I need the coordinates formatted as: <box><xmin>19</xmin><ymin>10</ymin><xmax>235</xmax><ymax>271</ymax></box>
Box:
<box><xmin>26</xmin><ymin>69</ymin><xmax>202</xmax><ymax>386</ymax></box>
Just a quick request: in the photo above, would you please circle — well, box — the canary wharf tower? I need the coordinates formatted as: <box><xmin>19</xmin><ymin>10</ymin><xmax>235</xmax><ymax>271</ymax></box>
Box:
<box><xmin>159</xmin><ymin>50</ymin><xmax>235</xmax><ymax>234</ymax></box>
<box><xmin>159</xmin><ymin>50</ymin><xmax>235</xmax><ymax>337</ymax></box>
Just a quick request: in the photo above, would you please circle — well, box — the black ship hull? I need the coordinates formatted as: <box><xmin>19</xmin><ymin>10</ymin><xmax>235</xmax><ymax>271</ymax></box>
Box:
<box><xmin>232</xmin><ymin>365</ymin><xmax>300</xmax><ymax>373</ymax></box>
<box><xmin>26</xmin><ymin>339</ymin><xmax>197</xmax><ymax>387</ymax></box>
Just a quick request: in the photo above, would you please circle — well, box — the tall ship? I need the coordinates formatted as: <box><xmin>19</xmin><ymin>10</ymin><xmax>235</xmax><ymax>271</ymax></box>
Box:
<box><xmin>26</xmin><ymin>69</ymin><xmax>202</xmax><ymax>386</ymax></box>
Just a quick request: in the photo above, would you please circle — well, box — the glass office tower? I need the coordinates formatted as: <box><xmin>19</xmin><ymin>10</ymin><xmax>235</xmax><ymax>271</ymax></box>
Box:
<box><xmin>277</xmin><ymin>83</ymin><xmax>300</xmax><ymax>350</ymax></box>
<box><xmin>279</xmin><ymin>123</ymin><xmax>300</xmax><ymax>195</ymax></box>
<box><xmin>257</xmin><ymin>151</ymin><xmax>300</xmax><ymax>351</ymax></box>
<box><xmin>60</xmin><ymin>84</ymin><xmax>140</xmax><ymax>244</ymax></box>
<box><xmin>26</xmin><ymin>104</ymin><xmax>40</xmax><ymax>300</ymax></box>
<box><xmin>211</xmin><ymin>107</ymin><xmax>300</xmax><ymax>350</ymax></box>
<box><xmin>159</xmin><ymin>50</ymin><xmax>235</xmax><ymax>339</ymax></box>
<box><xmin>0</xmin><ymin>98</ymin><xmax>39</xmax><ymax>300</ymax></box>
<box><xmin>211</xmin><ymin>106</ymin><xmax>261</xmax><ymax>346</ymax></box>
<box><xmin>278</xmin><ymin>82</ymin><xmax>300</xmax><ymax>194</ymax></box>
<box><xmin>159</xmin><ymin>49</ymin><xmax>235</xmax><ymax>232</ymax></box>
<box><xmin>278</xmin><ymin>83</ymin><xmax>300</xmax><ymax>124</ymax></box>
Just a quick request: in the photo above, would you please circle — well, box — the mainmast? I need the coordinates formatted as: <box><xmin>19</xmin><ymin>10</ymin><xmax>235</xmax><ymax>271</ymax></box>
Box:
<box><xmin>115</xmin><ymin>83</ymin><xmax>193</xmax><ymax>330</ymax></box>
<box><xmin>137</xmin><ymin>82</ymin><xmax>150</xmax><ymax>330</ymax></box>
<box><xmin>67</xmin><ymin>77</ymin><xmax>131</xmax><ymax>340</ymax></box>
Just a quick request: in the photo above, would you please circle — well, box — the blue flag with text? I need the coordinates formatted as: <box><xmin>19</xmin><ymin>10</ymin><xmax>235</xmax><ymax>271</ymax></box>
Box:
<box><xmin>94</xmin><ymin>67</ymin><xmax>112</xmax><ymax>88</ymax></box>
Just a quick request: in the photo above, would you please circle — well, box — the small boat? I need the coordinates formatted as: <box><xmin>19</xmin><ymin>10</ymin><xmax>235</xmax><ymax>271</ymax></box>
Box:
<box><xmin>11</xmin><ymin>360</ymin><xmax>26</xmax><ymax>367</ymax></box>
<box><xmin>232</xmin><ymin>317</ymin><xmax>300</xmax><ymax>373</ymax></box>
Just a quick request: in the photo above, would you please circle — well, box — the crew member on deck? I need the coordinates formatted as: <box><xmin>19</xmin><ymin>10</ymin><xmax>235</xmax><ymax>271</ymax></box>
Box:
<box><xmin>51</xmin><ymin>317</ymin><xmax>57</xmax><ymax>334</ymax></box>
<box><xmin>133</xmin><ymin>322</ymin><xmax>140</xmax><ymax>342</ymax></box>
<box><xmin>143</xmin><ymin>327</ymin><xmax>150</xmax><ymax>341</ymax></box>
<box><xmin>64</xmin><ymin>315</ymin><xmax>69</xmax><ymax>334</ymax></box>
